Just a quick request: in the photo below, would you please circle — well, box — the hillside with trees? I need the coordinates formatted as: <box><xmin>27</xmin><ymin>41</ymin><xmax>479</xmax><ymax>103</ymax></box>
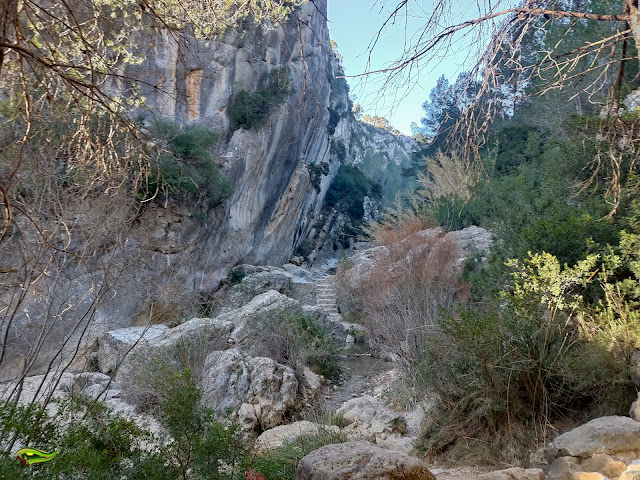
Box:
<box><xmin>344</xmin><ymin>0</ymin><xmax>640</xmax><ymax>465</ymax></box>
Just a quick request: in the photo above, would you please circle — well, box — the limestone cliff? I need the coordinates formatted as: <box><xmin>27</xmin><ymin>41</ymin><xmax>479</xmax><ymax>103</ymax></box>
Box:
<box><xmin>0</xmin><ymin>0</ymin><xmax>417</xmax><ymax>382</ymax></box>
<box><xmin>1</xmin><ymin>1</ymin><xmax>334</xmax><ymax>381</ymax></box>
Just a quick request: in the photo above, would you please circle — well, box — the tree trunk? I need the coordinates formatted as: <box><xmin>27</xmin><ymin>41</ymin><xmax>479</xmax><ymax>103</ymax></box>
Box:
<box><xmin>626</xmin><ymin>0</ymin><xmax>640</xmax><ymax>53</ymax></box>
<box><xmin>0</xmin><ymin>0</ymin><xmax>18</xmax><ymax>73</ymax></box>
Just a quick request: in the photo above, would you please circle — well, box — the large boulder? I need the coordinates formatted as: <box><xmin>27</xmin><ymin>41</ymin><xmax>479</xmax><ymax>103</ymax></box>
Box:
<box><xmin>294</xmin><ymin>441</ymin><xmax>435</xmax><ymax>480</ymax></box>
<box><xmin>254</xmin><ymin>421</ymin><xmax>340</xmax><ymax>453</ymax></box>
<box><xmin>217</xmin><ymin>290</ymin><xmax>302</xmax><ymax>348</ymax></box>
<box><xmin>97</xmin><ymin>318</ymin><xmax>232</xmax><ymax>402</ymax></box>
<box><xmin>337</xmin><ymin>395</ymin><xmax>407</xmax><ymax>436</ymax></box>
<box><xmin>620</xmin><ymin>460</ymin><xmax>640</xmax><ymax>480</ymax></box>
<box><xmin>201</xmin><ymin>349</ymin><xmax>297</xmax><ymax>429</ymax></box>
<box><xmin>545</xmin><ymin>416</ymin><xmax>640</xmax><ymax>461</ymax></box>
<box><xmin>211</xmin><ymin>265</ymin><xmax>316</xmax><ymax>316</ymax></box>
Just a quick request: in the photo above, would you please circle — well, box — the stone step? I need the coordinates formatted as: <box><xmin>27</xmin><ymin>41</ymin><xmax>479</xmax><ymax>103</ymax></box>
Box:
<box><xmin>320</xmin><ymin>308</ymin><xmax>339</xmax><ymax>313</ymax></box>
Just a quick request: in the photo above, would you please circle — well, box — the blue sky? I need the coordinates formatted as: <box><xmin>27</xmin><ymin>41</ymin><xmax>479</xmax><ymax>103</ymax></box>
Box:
<box><xmin>326</xmin><ymin>0</ymin><xmax>482</xmax><ymax>136</ymax></box>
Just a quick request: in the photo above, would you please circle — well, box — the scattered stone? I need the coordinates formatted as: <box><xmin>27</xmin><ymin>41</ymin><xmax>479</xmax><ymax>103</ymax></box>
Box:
<box><xmin>545</xmin><ymin>416</ymin><xmax>640</xmax><ymax>461</ymax></box>
<box><xmin>201</xmin><ymin>349</ymin><xmax>297</xmax><ymax>429</ymax></box>
<box><xmin>581</xmin><ymin>453</ymin><xmax>626</xmax><ymax>478</ymax></box>
<box><xmin>290</xmin><ymin>256</ymin><xmax>304</xmax><ymax>266</ymax></box>
<box><xmin>548</xmin><ymin>456</ymin><xmax>580</xmax><ymax>480</ymax></box>
<box><xmin>293</xmin><ymin>441</ymin><xmax>435</xmax><ymax>480</ymax></box>
<box><xmin>302</xmin><ymin>366</ymin><xmax>322</xmax><ymax>393</ymax></box>
<box><xmin>254</xmin><ymin>421</ymin><xmax>340</xmax><ymax>453</ymax></box>
<box><xmin>570</xmin><ymin>473</ymin><xmax>606</xmax><ymax>480</ymax></box>
<box><xmin>619</xmin><ymin>460</ymin><xmax>640</xmax><ymax>480</ymax></box>
<box><xmin>73</xmin><ymin>372</ymin><xmax>122</xmax><ymax>402</ymax></box>
<box><xmin>477</xmin><ymin>467</ymin><xmax>545</xmax><ymax>480</ymax></box>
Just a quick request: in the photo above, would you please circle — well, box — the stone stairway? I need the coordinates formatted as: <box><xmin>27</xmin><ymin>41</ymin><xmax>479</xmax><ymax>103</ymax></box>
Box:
<box><xmin>314</xmin><ymin>275</ymin><xmax>341</xmax><ymax>323</ymax></box>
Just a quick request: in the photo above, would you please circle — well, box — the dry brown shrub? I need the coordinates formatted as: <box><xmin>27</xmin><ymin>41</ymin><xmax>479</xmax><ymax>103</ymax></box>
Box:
<box><xmin>356</xmin><ymin>231</ymin><xmax>466</xmax><ymax>373</ymax></box>
<box><xmin>363</xmin><ymin>194</ymin><xmax>437</xmax><ymax>246</ymax></box>
<box><xmin>418</xmin><ymin>151</ymin><xmax>483</xmax><ymax>203</ymax></box>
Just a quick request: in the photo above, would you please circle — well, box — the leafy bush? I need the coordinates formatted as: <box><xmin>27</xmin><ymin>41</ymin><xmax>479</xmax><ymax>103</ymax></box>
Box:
<box><xmin>142</xmin><ymin>121</ymin><xmax>232</xmax><ymax>206</ymax></box>
<box><xmin>330</xmin><ymin>139</ymin><xmax>346</xmax><ymax>162</ymax></box>
<box><xmin>250</xmin><ymin>310</ymin><xmax>341</xmax><ymax>381</ymax></box>
<box><xmin>229</xmin><ymin>67</ymin><xmax>291</xmax><ymax>130</ymax></box>
<box><xmin>327</xmin><ymin>107</ymin><xmax>340</xmax><ymax>136</ymax></box>
<box><xmin>308</xmin><ymin>162</ymin><xmax>330</xmax><ymax>193</ymax></box>
<box><xmin>418</xmin><ymin>246</ymin><xmax>639</xmax><ymax>463</ymax></box>
<box><xmin>250</xmin><ymin>430</ymin><xmax>348</xmax><ymax>480</ymax></box>
<box><xmin>0</xmin><ymin>399</ymin><xmax>175</xmax><ymax>480</ymax></box>
<box><xmin>325</xmin><ymin>165</ymin><xmax>382</xmax><ymax>221</ymax></box>
<box><xmin>228</xmin><ymin>267</ymin><xmax>246</xmax><ymax>286</ymax></box>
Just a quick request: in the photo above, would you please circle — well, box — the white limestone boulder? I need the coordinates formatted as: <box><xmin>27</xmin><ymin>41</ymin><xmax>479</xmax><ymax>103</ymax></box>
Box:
<box><xmin>201</xmin><ymin>349</ymin><xmax>297</xmax><ymax>429</ymax></box>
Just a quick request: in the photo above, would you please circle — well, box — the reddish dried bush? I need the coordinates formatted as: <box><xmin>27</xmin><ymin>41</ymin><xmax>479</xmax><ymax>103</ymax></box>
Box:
<box><xmin>357</xmin><ymin>231</ymin><xmax>466</xmax><ymax>372</ymax></box>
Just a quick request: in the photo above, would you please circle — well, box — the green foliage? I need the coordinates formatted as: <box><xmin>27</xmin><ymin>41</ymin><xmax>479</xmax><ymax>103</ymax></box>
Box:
<box><xmin>308</xmin><ymin>162</ymin><xmax>330</xmax><ymax>193</ymax></box>
<box><xmin>419</xmin><ymin>247</ymin><xmax>639</xmax><ymax>462</ymax></box>
<box><xmin>142</xmin><ymin>121</ymin><xmax>232</xmax><ymax>206</ymax></box>
<box><xmin>250</xmin><ymin>430</ymin><xmax>348</xmax><ymax>480</ymax></box>
<box><xmin>330</xmin><ymin>139</ymin><xmax>346</xmax><ymax>162</ymax></box>
<box><xmin>228</xmin><ymin>267</ymin><xmax>246</xmax><ymax>286</ymax></box>
<box><xmin>325</xmin><ymin>164</ymin><xmax>383</xmax><ymax>221</ymax></box>
<box><xmin>229</xmin><ymin>67</ymin><xmax>291</xmax><ymax>130</ymax></box>
<box><xmin>433</xmin><ymin>131</ymin><xmax>620</xmax><ymax>266</ymax></box>
<box><xmin>251</xmin><ymin>310</ymin><xmax>341</xmax><ymax>381</ymax></box>
<box><xmin>327</xmin><ymin>107</ymin><xmax>340</xmax><ymax>136</ymax></box>
<box><xmin>154</xmin><ymin>369</ymin><xmax>248</xmax><ymax>480</ymax></box>
<box><xmin>0</xmin><ymin>399</ymin><xmax>174</xmax><ymax>480</ymax></box>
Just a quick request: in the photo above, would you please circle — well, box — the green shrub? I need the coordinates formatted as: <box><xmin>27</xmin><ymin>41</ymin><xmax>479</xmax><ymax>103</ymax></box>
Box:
<box><xmin>228</xmin><ymin>267</ymin><xmax>246</xmax><ymax>286</ymax></box>
<box><xmin>308</xmin><ymin>162</ymin><xmax>330</xmax><ymax>193</ymax></box>
<box><xmin>327</xmin><ymin>107</ymin><xmax>340</xmax><ymax>136</ymax></box>
<box><xmin>330</xmin><ymin>139</ymin><xmax>346</xmax><ymax>161</ymax></box>
<box><xmin>418</xmin><ymin>247</ymin><xmax>639</xmax><ymax>463</ymax></box>
<box><xmin>250</xmin><ymin>430</ymin><xmax>348</xmax><ymax>480</ymax></box>
<box><xmin>0</xmin><ymin>398</ymin><xmax>175</xmax><ymax>480</ymax></box>
<box><xmin>251</xmin><ymin>310</ymin><xmax>341</xmax><ymax>381</ymax></box>
<box><xmin>325</xmin><ymin>164</ymin><xmax>382</xmax><ymax>221</ymax></box>
<box><xmin>229</xmin><ymin>67</ymin><xmax>291</xmax><ymax>130</ymax></box>
<box><xmin>142</xmin><ymin>121</ymin><xmax>232</xmax><ymax>206</ymax></box>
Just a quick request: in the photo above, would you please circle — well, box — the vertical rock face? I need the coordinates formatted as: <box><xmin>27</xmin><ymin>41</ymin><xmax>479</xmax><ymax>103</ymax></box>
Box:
<box><xmin>128</xmin><ymin>0</ymin><xmax>334</xmax><ymax>279</ymax></box>
<box><xmin>0</xmin><ymin>1</ymin><xmax>340</xmax><ymax>381</ymax></box>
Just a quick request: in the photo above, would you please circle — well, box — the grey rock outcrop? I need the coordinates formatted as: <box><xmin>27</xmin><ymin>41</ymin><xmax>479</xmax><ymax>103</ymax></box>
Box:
<box><xmin>217</xmin><ymin>289</ymin><xmax>301</xmax><ymax>349</ymax></box>
<box><xmin>254</xmin><ymin>421</ymin><xmax>340</xmax><ymax>453</ymax></box>
<box><xmin>97</xmin><ymin>317</ymin><xmax>232</xmax><ymax>401</ymax></box>
<box><xmin>294</xmin><ymin>441</ymin><xmax>435</xmax><ymax>480</ymax></box>
<box><xmin>201</xmin><ymin>349</ymin><xmax>297</xmax><ymax>429</ymax></box>
<box><xmin>211</xmin><ymin>264</ymin><xmax>316</xmax><ymax>316</ymax></box>
<box><xmin>544</xmin><ymin>416</ymin><xmax>640</xmax><ymax>461</ymax></box>
<box><xmin>337</xmin><ymin>395</ymin><xmax>407</xmax><ymax>436</ymax></box>
<box><xmin>0</xmin><ymin>0</ymin><xmax>340</xmax><ymax>383</ymax></box>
